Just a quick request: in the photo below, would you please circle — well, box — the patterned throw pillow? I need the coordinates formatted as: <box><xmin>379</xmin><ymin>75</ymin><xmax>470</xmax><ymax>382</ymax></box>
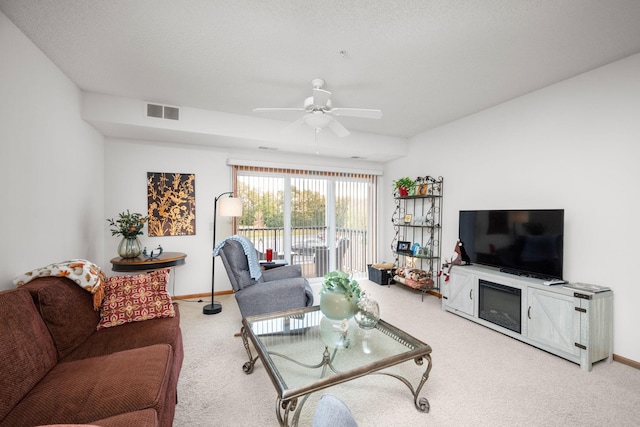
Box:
<box><xmin>98</xmin><ymin>269</ymin><xmax>175</xmax><ymax>330</ymax></box>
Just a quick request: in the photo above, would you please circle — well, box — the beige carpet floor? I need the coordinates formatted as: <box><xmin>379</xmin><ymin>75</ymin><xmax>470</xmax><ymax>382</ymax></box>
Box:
<box><xmin>173</xmin><ymin>279</ymin><xmax>640</xmax><ymax>426</ymax></box>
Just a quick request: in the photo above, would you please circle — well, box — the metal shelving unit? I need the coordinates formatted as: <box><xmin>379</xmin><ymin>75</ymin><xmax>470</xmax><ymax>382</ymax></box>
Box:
<box><xmin>391</xmin><ymin>176</ymin><xmax>443</xmax><ymax>298</ymax></box>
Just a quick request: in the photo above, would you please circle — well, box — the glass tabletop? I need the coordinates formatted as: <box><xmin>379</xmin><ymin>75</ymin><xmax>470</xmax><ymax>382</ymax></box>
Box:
<box><xmin>242</xmin><ymin>305</ymin><xmax>432</xmax><ymax>401</ymax></box>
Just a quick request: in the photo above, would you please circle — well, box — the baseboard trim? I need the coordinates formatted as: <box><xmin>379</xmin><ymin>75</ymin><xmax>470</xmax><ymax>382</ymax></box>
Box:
<box><xmin>613</xmin><ymin>354</ymin><xmax>640</xmax><ymax>370</ymax></box>
<box><xmin>172</xmin><ymin>290</ymin><xmax>234</xmax><ymax>300</ymax></box>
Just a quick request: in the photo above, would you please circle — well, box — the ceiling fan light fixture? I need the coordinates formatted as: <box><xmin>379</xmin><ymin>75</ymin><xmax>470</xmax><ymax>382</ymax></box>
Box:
<box><xmin>303</xmin><ymin>113</ymin><xmax>332</xmax><ymax>130</ymax></box>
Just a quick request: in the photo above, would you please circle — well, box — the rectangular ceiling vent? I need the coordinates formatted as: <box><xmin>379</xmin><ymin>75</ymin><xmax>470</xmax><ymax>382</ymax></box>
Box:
<box><xmin>146</xmin><ymin>103</ymin><xmax>180</xmax><ymax>121</ymax></box>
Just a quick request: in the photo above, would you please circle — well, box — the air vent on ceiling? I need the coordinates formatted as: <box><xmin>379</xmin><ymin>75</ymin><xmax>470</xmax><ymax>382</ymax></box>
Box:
<box><xmin>146</xmin><ymin>103</ymin><xmax>180</xmax><ymax>120</ymax></box>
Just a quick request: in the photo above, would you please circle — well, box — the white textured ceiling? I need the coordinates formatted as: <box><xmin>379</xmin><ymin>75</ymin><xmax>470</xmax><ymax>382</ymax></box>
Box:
<box><xmin>3</xmin><ymin>0</ymin><xmax>640</xmax><ymax>158</ymax></box>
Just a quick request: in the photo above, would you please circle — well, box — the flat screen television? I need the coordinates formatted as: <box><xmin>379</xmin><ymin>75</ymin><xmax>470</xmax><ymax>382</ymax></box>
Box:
<box><xmin>459</xmin><ymin>209</ymin><xmax>564</xmax><ymax>280</ymax></box>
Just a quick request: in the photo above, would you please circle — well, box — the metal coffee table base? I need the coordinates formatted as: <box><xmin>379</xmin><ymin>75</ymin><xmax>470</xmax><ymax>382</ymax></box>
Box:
<box><xmin>240</xmin><ymin>321</ymin><xmax>432</xmax><ymax>427</ymax></box>
<box><xmin>271</xmin><ymin>353</ymin><xmax>432</xmax><ymax>427</ymax></box>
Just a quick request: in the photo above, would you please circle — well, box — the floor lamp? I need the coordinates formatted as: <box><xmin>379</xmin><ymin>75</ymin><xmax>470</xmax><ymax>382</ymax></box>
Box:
<box><xmin>203</xmin><ymin>191</ymin><xmax>243</xmax><ymax>315</ymax></box>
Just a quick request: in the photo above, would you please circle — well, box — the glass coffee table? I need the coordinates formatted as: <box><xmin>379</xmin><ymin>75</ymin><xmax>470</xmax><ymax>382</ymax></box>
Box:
<box><xmin>240</xmin><ymin>305</ymin><xmax>432</xmax><ymax>426</ymax></box>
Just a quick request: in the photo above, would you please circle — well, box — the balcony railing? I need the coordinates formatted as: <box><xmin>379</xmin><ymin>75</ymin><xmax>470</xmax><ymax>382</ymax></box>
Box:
<box><xmin>238</xmin><ymin>226</ymin><xmax>368</xmax><ymax>279</ymax></box>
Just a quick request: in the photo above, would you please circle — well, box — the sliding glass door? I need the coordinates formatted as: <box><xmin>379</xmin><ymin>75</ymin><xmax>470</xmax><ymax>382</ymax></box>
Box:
<box><xmin>235</xmin><ymin>166</ymin><xmax>375</xmax><ymax>280</ymax></box>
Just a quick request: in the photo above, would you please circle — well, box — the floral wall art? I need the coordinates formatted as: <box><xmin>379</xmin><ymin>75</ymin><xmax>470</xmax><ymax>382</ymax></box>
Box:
<box><xmin>147</xmin><ymin>172</ymin><xmax>196</xmax><ymax>236</ymax></box>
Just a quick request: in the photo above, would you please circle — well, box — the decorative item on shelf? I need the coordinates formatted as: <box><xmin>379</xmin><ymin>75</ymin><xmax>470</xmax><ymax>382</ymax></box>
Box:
<box><xmin>411</xmin><ymin>243</ymin><xmax>423</xmax><ymax>256</ymax></box>
<box><xmin>396</xmin><ymin>240</ymin><xmax>412</xmax><ymax>255</ymax></box>
<box><xmin>354</xmin><ymin>292</ymin><xmax>380</xmax><ymax>329</ymax></box>
<box><xmin>205</xmin><ymin>191</ymin><xmax>243</xmax><ymax>315</ymax></box>
<box><xmin>417</xmin><ymin>184</ymin><xmax>429</xmax><ymax>196</ymax></box>
<box><xmin>404</xmin><ymin>214</ymin><xmax>412</xmax><ymax>224</ymax></box>
<box><xmin>437</xmin><ymin>240</ymin><xmax>466</xmax><ymax>282</ymax></box>
<box><xmin>143</xmin><ymin>245</ymin><xmax>163</xmax><ymax>260</ymax></box>
<box><xmin>408</xmin><ymin>244</ymin><xmax>430</xmax><ymax>258</ymax></box>
<box><xmin>394</xmin><ymin>267</ymin><xmax>435</xmax><ymax>290</ymax></box>
<box><xmin>107</xmin><ymin>210</ymin><xmax>148</xmax><ymax>259</ymax></box>
<box><xmin>392</xmin><ymin>177</ymin><xmax>416</xmax><ymax>197</ymax></box>
<box><xmin>319</xmin><ymin>271</ymin><xmax>362</xmax><ymax>320</ymax></box>
<box><xmin>411</xmin><ymin>215</ymin><xmax>426</xmax><ymax>226</ymax></box>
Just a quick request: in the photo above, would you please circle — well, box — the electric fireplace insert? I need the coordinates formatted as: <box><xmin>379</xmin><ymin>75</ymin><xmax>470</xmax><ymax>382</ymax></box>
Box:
<box><xmin>478</xmin><ymin>279</ymin><xmax>522</xmax><ymax>334</ymax></box>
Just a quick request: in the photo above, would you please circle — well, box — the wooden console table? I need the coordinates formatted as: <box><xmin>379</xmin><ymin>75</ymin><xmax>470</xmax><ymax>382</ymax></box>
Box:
<box><xmin>110</xmin><ymin>252</ymin><xmax>187</xmax><ymax>296</ymax></box>
<box><xmin>110</xmin><ymin>252</ymin><xmax>187</xmax><ymax>272</ymax></box>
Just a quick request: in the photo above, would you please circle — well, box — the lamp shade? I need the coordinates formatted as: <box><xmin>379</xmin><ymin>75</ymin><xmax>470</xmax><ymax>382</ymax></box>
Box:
<box><xmin>218</xmin><ymin>197</ymin><xmax>243</xmax><ymax>217</ymax></box>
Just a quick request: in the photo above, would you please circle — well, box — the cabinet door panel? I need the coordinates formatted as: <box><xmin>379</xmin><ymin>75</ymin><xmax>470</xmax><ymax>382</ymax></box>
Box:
<box><xmin>527</xmin><ymin>289</ymin><xmax>578</xmax><ymax>356</ymax></box>
<box><xmin>447</xmin><ymin>270</ymin><xmax>475</xmax><ymax>316</ymax></box>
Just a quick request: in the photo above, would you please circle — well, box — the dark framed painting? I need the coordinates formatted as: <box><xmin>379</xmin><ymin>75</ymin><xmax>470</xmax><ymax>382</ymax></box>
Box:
<box><xmin>147</xmin><ymin>172</ymin><xmax>196</xmax><ymax>236</ymax></box>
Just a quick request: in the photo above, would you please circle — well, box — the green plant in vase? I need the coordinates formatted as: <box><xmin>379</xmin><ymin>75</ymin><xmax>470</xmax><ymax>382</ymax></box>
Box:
<box><xmin>107</xmin><ymin>210</ymin><xmax>148</xmax><ymax>258</ymax></box>
<box><xmin>392</xmin><ymin>177</ymin><xmax>416</xmax><ymax>197</ymax></box>
<box><xmin>319</xmin><ymin>271</ymin><xmax>362</xmax><ymax>320</ymax></box>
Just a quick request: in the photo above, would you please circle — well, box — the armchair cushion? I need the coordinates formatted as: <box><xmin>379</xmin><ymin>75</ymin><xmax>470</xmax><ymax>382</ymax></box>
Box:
<box><xmin>234</xmin><ymin>277</ymin><xmax>312</xmax><ymax>318</ymax></box>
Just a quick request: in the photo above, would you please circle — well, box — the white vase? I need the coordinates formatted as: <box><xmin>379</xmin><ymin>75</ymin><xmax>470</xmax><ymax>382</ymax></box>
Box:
<box><xmin>319</xmin><ymin>290</ymin><xmax>356</xmax><ymax>320</ymax></box>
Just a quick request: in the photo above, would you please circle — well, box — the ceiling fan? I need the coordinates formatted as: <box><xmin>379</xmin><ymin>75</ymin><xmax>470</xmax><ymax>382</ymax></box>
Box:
<box><xmin>253</xmin><ymin>78</ymin><xmax>383</xmax><ymax>137</ymax></box>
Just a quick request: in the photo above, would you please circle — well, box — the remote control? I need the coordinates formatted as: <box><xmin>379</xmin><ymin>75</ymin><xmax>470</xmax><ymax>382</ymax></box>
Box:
<box><xmin>542</xmin><ymin>279</ymin><xmax>566</xmax><ymax>286</ymax></box>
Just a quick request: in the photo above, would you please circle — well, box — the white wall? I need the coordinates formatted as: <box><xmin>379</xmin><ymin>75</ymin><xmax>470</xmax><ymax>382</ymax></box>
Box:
<box><xmin>103</xmin><ymin>140</ymin><xmax>384</xmax><ymax>296</ymax></box>
<box><xmin>0</xmin><ymin>11</ymin><xmax>105</xmax><ymax>288</ymax></box>
<box><xmin>383</xmin><ymin>53</ymin><xmax>640</xmax><ymax>363</ymax></box>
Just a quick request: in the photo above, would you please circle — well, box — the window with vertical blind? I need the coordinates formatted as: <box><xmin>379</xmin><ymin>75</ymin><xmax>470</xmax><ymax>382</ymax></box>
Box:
<box><xmin>233</xmin><ymin>165</ymin><xmax>377</xmax><ymax>280</ymax></box>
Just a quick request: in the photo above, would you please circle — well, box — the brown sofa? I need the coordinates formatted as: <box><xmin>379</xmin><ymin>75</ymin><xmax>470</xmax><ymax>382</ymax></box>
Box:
<box><xmin>0</xmin><ymin>276</ymin><xmax>183</xmax><ymax>427</ymax></box>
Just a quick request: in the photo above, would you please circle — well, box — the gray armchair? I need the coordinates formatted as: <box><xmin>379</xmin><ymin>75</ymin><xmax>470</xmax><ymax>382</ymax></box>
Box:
<box><xmin>218</xmin><ymin>239</ymin><xmax>314</xmax><ymax>318</ymax></box>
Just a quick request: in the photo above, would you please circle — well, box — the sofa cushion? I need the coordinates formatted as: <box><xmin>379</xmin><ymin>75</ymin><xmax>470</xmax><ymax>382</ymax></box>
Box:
<box><xmin>0</xmin><ymin>344</ymin><xmax>173</xmax><ymax>427</ymax></box>
<box><xmin>36</xmin><ymin>408</ymin><xmax>159</xmax><ymax>427</ymax></box>
<box><xmin>21</xmin><ymin>277</ymin><xmax>100</xmax><ymax>359</ymax></box>
<box><xmin>98</xmin><ymin>269</ymin><xmax>175</xmax><ymax>330</ymax></box>
<box><xmin>0</xmin><ymin>289</ymin><xmax>58</xmax><ymax>421</ymax></box>
<box><xmin>62</xmin><ymin>304</ymin><xmax>182</xmax><ymax>364</ymax></box>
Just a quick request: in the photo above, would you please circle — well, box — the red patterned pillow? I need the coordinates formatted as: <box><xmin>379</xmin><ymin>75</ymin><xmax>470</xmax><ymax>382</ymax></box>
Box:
<box><xmin>98</xmin><ymin>269</ymin><xmax>175</xmax><ymax>330</ymax></box>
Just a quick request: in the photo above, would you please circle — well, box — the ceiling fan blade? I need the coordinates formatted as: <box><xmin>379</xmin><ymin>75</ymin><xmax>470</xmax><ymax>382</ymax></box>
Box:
<box><xmin>331</xmin><ymin>108</ymin><xmax>383</xmax><ymax>119</ymax></box>
<box><xmin>281</xmin><ymin>116</ymin><xmax>306</xmax><ymax>134</ymax></box>
<box><xmin>312</xmin><ymin>88</ymin><xmax>331</xmax><ymax>108</ymax></box>
<box><xmin>328</xmin><ymin>118</ymin><xmax>351</xmax><ymax>137</ymax></box>
<box><xmin>254</xmin><ymin>107</ymin><xmax>306</xmax><ymax>113</ymax></box>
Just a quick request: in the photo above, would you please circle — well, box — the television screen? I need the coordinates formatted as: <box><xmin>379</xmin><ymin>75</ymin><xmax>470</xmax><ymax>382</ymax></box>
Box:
<box><xmin>459</xmin><ymin>209</ymin><xmax>564</xmax><ymax>280</ymax></box>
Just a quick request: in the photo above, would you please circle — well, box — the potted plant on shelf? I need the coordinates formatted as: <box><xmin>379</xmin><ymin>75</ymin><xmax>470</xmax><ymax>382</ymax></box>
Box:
<box><xmin>319</xmin><ymin>271</ymin><xmax>362</xmax><ymax>320</ymax></box>
<box><xmin>107</xmin><ymin>210</ymin><xmax>148</xmax><ymax>258</ymax></box>
<box><xmin>392</xmin><ymin>177</ymin><xmax>416</xmax><ymax>197</ymax></box>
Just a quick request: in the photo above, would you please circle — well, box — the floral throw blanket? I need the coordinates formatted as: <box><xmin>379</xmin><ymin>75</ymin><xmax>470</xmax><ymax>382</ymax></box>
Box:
<box><xmin>14</xmin><ymin>259</ymin><xmax>106</xmax><ymax>310</ymax></box>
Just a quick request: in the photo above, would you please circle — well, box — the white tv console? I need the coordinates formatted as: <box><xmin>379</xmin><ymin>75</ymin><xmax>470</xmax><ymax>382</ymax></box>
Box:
<box><xmin>442</xmin><ymin>264</ymin><xmax>613</xmax><ymax>371</ymax></box>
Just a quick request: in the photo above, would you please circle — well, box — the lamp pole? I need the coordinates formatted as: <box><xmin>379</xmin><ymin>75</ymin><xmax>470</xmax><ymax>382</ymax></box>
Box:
<box><xmin>203</xmin><ymin>191</ymin><xmax>235</xmax><ymax>315</ymax></box>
